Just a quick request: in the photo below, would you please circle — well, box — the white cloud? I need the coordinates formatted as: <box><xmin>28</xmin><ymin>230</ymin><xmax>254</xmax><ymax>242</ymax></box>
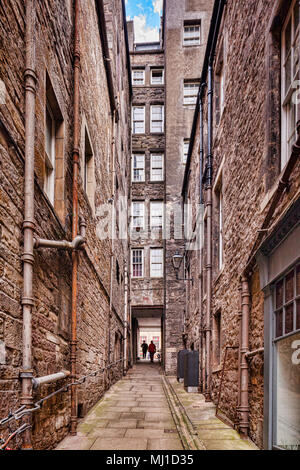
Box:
<box><xmin>152</xmin><ymin>0</ymin><xmax>163</xmax><ymax>15</ymax></box>
<box><xmin>132</xmin><ymin>14</ymin><xmax>159</xmax><ymax>43</ymax></box>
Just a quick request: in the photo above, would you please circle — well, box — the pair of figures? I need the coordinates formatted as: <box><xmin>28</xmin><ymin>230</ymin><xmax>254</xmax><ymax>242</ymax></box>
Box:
<box><xmin>141</xmin><ymin>340</ymin><xmax>156</xmax><ymax>362</ymax></box>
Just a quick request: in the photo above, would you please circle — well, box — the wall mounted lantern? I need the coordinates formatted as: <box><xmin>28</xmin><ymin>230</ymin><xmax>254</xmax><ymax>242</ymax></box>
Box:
<box><xmin>172</xmin><ymin>251</ymin><xmax>193</xmax><ymax>284</ymax></box>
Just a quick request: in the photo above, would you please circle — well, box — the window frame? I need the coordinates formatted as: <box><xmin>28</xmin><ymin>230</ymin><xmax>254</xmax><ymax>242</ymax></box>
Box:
<box><xmin>132</xmin><ymin>154</ymin><xmax>145</xmax><ymax>182</ymax></box>
<box><xmin>150</xmin><ymin>201</ymin><xmax>163</xmax><ymax>230</ymax></box>
<box><xmin>218</xmin><ymin>188</ymin><xmax>223</xmax><ymax>270</ymax></box>
<box><xmin>44</xmin><ymin>101</ymin><xmax>56</xmax><ymax>205</ymax></box>
<box><xmin>131</xmin><ymin>248</ymin><xmax>144</xmax><ymax>278</ymax></box>
<box><xmin>132</xmin><ymin>105</ymin><xmax>145</xmax><ymax>134</ymax></box>
<box><xmin>281</xmin><ymin>0</ymin><xmax>300</xmax><ymax>169</ymax></box>
<box><xmin>183</xmin><ymin>81</ymin><xmax>199</xmax><ymax>106</ymax></box>
<box><xmin>183</xmin><ymin>24</ymin><xmax>201</xmax><ymax>47</ymax></box>
<box><xmin>150</xmin><ymin>153</ymin><xmax>164</xmax><ymax>181</ymax></box>
<box><xmin>150</xmin><ymin>105</ymin><xmax>164</xmax><ymax>133</ymax></box>
<box><xmin>183</xmin><ymin>139</ymin><xmax>190</xmax><ymax>164</ymax></box>
<box><xmin>132</xmin><ymin>68</ymin><xmax>145</xmax><ymax>86</ymax></box>
<box><xmin>151</xmin><ymin>68</ymin><xmax>164</xmax><ymax>85</ymax></box>
<box><xmin>150</xmin><ymin>248</ymin><xmax>163</xmax><ymax>278</ymax></box>
<box><xmin>132</xmin><ymin>201</ymin><xmax>145</xmax><ymax>229</ymax></box>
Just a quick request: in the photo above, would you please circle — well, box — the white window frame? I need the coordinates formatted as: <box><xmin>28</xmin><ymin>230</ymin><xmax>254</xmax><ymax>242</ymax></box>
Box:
<box><xmin>218</xmin><ymin>189</ymin><xmax>223</xmax><ymax>270</ymax></box>
<box><xmin>150</xmin><ymin>154</ymin><xmax>164</xmax><ymax>181</ymax></box>
<box><xmin>150</xmin><ymin>201</ymin><xmax>163</xmax><ymax>229</ymax></box>
<box><xmin>183</xmin><ymin>82</ymin><xmax>199</xmax><ymax>106</ymax></box>
<box><xmin>281</xmin><ymin>0</ymin><xmax>299</xmax><ymax>170</ymax></box>
<box><xmin>183</xmin><ymin>139</ymin><xmax>189</xmax><ymax>164</ymax></box>
<box><xmin>131</xmin><ymin>249</ymin><xmax>144</xmax><ymax>278</ymax></box>
<box><xmin>132</xmin><ymin>201</ymin><xmax>145</xmax><ymax>229</ymax></box>
<box><xmin>220</xmin><ymin>64</ymin><xmax>225</xmax><ymax>115</ymax></box>
<box><xmin>132</xmin><ymin>69</ymin><xmax>145</xmax><ymax>86</ymax></box>
<box><xmin>45</xmin><ymin>102</ymin><xmax>55</xmax><ymax>205</ymax></box>
<box><xmin>132</xmin><ymin>154</ymin><xmax>145</xmax><ymax>182</ymax></box>
<box><xmin>132</xmin><ymin>106</ymin><xmax>145</xmax><ymax>134</ymax></box>
<box><xmin>150</xmin><ymin>105</ymin><xmax>164</xmax><ymax>133</ymax></box>
<box><xmin>183</xmin><ymin>24</ymin><xmax>201</xmax><ymax>46</ymax></box>
<box><xmin>150</xmin><ymin>248</ymin><xmax>163</xmax><ymax>278</ymax></box>
<box><xmin>151</xmin><ymin>68</ymin><xmax>164</xmax><ymax>85</ymax></box>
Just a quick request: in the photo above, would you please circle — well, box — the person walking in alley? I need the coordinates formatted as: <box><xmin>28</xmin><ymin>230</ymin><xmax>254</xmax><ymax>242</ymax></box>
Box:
<box><xmin>141</xmin><ymin>340</ymin><xmax>148</xmax><ymax>359</ymax></box>
<box><xmin>148</xmin><ymin>340</ymin><xmax>156</xmax><ymax>363</ymax></box>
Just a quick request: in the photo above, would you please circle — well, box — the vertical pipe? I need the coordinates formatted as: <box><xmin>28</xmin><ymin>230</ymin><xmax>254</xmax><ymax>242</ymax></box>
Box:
<box><xmin>198</xmin><ymin>92</ymin><xmax>204</xmax><ymax>392</ymax></box>
<box><xmin>70</xmin><ymin>0</ymin><xmax>80</xmax><ymax>436</ymax></box>
<box><xmin>123</xmin><ymin>263</ymin><xmax>128</xmax><ymax>374</ymax></box>
<box><xmin>108</xmin><ymin>110</ymin><xmax>116</xmax><ymax>372</ymax></box>
<box><xmin>21</xmin><ymin>0</ymin><xmax>37</xmax><ymax>450</ymax></box>
<box><xmin>240</xmin><ymin>276</ymin><xmax>250</xmax><ymax>438</ymax></box>
<box><xmin>205</xmin><ymin>65</ymin><xmax>213</xmax><ymax>401</ymax></box>
<box><xmin>237</xmin><ymin>283</ymin><xmax>242</xmax><ymax>418</ymax></box>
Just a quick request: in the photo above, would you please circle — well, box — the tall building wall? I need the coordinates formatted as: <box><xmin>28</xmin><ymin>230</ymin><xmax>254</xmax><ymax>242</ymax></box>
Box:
<box><xmin>164</xmin><ymin>0</ymin><xmax>213</xmax><ymax>374</ymax></box>
<box><xmin>0</xmin><ymin>0</ymin><xmax>131</xmax><ymax>449</ymax></box>
<box><xmin>183</xmin><ymin>0</ymin><xmax>300</xmax><ymax>450</ymax></box>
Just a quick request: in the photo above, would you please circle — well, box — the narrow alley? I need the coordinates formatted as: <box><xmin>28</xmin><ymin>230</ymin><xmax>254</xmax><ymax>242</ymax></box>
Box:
<box><xmin>1</xmin><ymin>0</ymin><xmax>299</xmax><ymax>453</ymax></box>
<box><xmin>56</xmin><ymin>363</ymin><xmax>257</xmax><ymax>451</ymax></box>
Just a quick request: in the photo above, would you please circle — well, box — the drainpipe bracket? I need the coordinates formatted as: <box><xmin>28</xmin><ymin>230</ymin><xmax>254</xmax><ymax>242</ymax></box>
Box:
<box><xmin>24</xmin><ymin>68</ymin><xmax>37</xmax><ymax>83</ymax></box>
<box><xmin>19</xmin><ymin>369</ymin><xmax>34</xmax><ymax>379</ymax></box>
<box><xmin>23</xmin><ymin>220</ymin><xmax>36</xmax><ymax>231</ymax></box>
<box><xmin>21</xmin><ymin>252</ymin><xmax>35</xmax><ymax>264</ymax></box>
<box><xmin>21</xmin><ymin>296</ymin><xmax>34</xmax><ymax>306</ymax></box>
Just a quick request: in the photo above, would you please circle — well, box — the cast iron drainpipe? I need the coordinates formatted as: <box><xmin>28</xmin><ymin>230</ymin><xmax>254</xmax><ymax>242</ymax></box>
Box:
<box><xmin>32</xmin><ymin>371</ymin><xmax>70</xmax><ymax>389</ymax></box>
<box><xmin>20</xmin><ymin>0</ymin><xmax>37</xmax><ymax>450</ymax></box>
<box><xmin>239</xmin><ymin>276</ymin><xmax>250</xmax><ymax>438</ymax></box>
<box><xmin>204</xmin><ymin>64</ymin><xmax>213</xmax><ymax>402</ymax></box>
<box><xmin>70</xmin><ymin>0</ymin><xmax>80</xmax><ymax>436</ymax></box>
<box><xmin>198</xmin><ymin>85</ymin><xmax>205</xmax><ymax>393</ymax></box>
<box><xmin>33</xmin><ymin>235</ymin><xmax>85</xmax><ymax>251</ymax></box>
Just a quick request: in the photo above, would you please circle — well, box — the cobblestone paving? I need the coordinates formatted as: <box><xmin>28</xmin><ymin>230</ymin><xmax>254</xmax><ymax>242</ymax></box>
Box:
<box><xmin>56</xmin><ymin>363</ymin><xmax>183</xmax><ymax>450</ymax></box>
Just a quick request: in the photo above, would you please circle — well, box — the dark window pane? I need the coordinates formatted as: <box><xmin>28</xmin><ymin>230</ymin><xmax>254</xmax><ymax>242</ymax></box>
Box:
<box><xmin>286</xmin><ymin>18</ymin><xmax>291</xmax><ymax>54</ymax></box>
<box><xmin>276</xmin><ymin>280</ymin><xmax>284</xmax><ymax>308</ymax></box>
<box><xmin>294</xmin><ymin>1</ymin><xmax>299</xmax><ymax>34</ymax></box>
<box><xmin>296</xmin><ymin>265</ymin><xmax>300</xmax><ymax>295</ymax></box>
<box><xmin>276</xmin><ymin>309</ymin><xmax>283</xmax><ymax>337</ymax></box>
<box><xmin>285</xmin><ymin>270</ymin><xmax>295</xmax><ymax>302</ymax></box>
<box><xmin>297</xmin><ymin>299</ymin><xmax>300</xmax><ymax>330</ymax></box>
<box><xmin>285</xmin><ymin>303</ymin><xmax>294</xmax><ymax>334</ymax></box>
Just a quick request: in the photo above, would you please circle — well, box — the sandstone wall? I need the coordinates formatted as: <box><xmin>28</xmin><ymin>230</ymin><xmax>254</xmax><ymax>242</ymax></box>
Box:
<box><xmin>0</xmin><ymin>0</ymin><xmax>130</xmax><ymax>449</ymax></box>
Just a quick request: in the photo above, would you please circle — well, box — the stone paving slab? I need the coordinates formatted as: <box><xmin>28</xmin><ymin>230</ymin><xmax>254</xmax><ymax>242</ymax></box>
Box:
<box><xmin>120</xmin><ymin>412</ymin><xmax>145</xmax><ymax>420</ymax></box>
<box><xmin>125</xmin><ymin>428</ymin><xmax>166</xmax><ymax>438</ymax></box>
<box><xmin>56</xmin><ymin>363</ymin><xmax>183</xmax><ymax>450</ymax></box>
<box><xmin>167</xmin><ymin>377</ymin><xmax>259</xmax><ymax>451</ymax></box>
<box><xmin>137</xmin><ymin>420</ymin><xmax>176</xmax><ymax>430</ymax></box>
<box><xmin>90</xmin><ymin>437</ymin><xmax>148</xmax><ymax>450</ymax></box>
<box><xmin>106</xmin><ymin>419</ymin><xmax>138</xmax><ymax>428</ymax></box>
<box><xmin>147</xmin><ymin>438</ymin><xmax>183</xmax><ymax>450</ymax></box>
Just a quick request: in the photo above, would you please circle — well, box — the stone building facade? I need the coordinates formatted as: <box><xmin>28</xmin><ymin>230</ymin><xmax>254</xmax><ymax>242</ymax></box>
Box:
<box><xmin>128</xmin><ymin>34</ymin><xmax>165</xmax><ymax>362</ymax></box>
<box><xmin>164</xmin><ymin>0</ymin><xmax>213</xmax><ymax>374</ymax></box>
<box><xmin>0</xmin><ymin>0</ymin><xmax>131</xmax><ymax>449</ymax></box>
<box><xmin>182</xmin><ymin>0</ymin><xmax>300</xmax><ymax>450</ymax></box>
<box><xmin>127</xmin><ymin>0</ymin><xmax>213</xmax><ymax>373</ymax></box>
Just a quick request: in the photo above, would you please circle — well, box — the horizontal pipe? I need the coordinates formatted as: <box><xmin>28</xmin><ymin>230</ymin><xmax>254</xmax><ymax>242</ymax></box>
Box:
<box><xmin>34</xmin><ymin>235</ymin><xmax>85</xmax><ymax>250</ymax></box>
<box><xmin>245</xmin><ymin>347</ymin><xmax>264</xmax><ymax>360</ymax></box>
<box><xmin>32</xmin><ymin>370</ymin><xmax>70</xmax><ymax>389</ymax></box>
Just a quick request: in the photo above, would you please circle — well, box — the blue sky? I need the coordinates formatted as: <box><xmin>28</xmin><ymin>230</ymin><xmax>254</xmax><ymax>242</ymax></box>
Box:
<box><xmin>125</xmin><ymin>0</ymin><xmax>163</xmax><ymax>43</ymax></box>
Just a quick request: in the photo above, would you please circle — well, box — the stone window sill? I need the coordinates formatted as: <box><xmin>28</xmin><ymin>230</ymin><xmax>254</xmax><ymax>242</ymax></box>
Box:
<box><xmin>214</xmin><ymin>266</ymin><xmax>225</xmax><ymax>286</ymax></box>
<box><xmin>212</xmin><ymin>365</ymin><xmax>223</xmax><ymax>374</ymax></box>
